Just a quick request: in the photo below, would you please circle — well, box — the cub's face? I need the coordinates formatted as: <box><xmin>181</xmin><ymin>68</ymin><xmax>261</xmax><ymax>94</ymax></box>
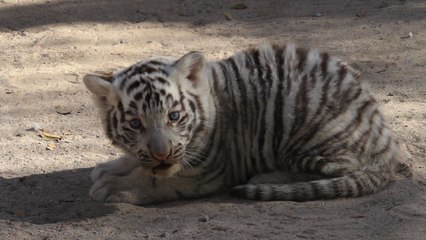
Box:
<box><xmin>84</xmin><ymin>52</ymin><xmax>208</xmax><ymax>178</ymax></box>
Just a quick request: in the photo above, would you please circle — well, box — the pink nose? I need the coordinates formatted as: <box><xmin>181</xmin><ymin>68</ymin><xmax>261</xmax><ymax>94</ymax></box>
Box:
<box><xmin>152</xmin><ymin>152</ymin><xmax>170</xmax><ymax>161</ymax></box>
<box><xmin>148</xmin><ymin>134</ymin><xmax>171</xmax><ymax>161</ymax></box>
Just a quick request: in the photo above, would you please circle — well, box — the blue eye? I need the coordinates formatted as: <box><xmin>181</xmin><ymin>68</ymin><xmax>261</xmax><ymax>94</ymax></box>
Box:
<box><xmin>129</xmin><ymin>119</ymin><xmax>142</xmax><ymax>128</ymax></box>
<box><xmin>169</xmin><ymin>112</ymin><xmax>180</xmax><ymax>121</ymax></box>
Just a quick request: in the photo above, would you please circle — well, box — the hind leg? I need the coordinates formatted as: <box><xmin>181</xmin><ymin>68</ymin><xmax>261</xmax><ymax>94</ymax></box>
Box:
<box><xmin>249</xmin><ymin>155</ymin><xmax>360</xmax><ymax>185</ymax></box>
<box><xmin>295</xmin><ymin>155</ymin><xmax>361</xmax><ymax>177</ymax></box>
<box><xmin>248</xmin><ymin>171</ymin><xmax>323</xmax><ymax>184</ymax></box>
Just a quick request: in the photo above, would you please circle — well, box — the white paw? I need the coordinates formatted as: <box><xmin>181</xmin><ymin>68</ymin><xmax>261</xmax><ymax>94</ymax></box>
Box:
<box><xmin>105</xmin><ymin>191</ymin><xmax>149</xmax><ymax>205</ymax></box>
<box><xmin>90</xmin><ymin>166</ymin><xmax>104</xmax><ymax>182</ymax></box>
<box><xmin>89</xmin><ymin>178</ymin><xmax>116</xmax><ymax>202</ymax></box>
<box><xmin>90</xmin><ymin>157</ymin><xmax>141</xmax><ymax>182</ymax></box>
<box><xmin>89</xmin><ymin>177</ymin><xmax>153</xmax><ymax>205</ymax></box>
<box><xmin>90</xmin><ymin>164</ymin><xmax>112</xmax><ymax>182</ymax></box>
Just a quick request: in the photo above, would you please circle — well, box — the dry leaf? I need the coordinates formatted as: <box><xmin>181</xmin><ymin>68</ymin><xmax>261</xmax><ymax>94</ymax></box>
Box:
<box><xmin>39</xmin><ymin>130</ymin><xmax>63</xmax><ymax>141</ymax></box>
<box><xmin>224</xmin><ymin>12</ymin><xmax>232</xmax><ymax>20</ymax></box>
<box><xmin>231</xmin><ymin>3</ymin><xmax>247</xmax><ymax>10</ymax></box>
<box><xmin>46</xmin><ymin>143</ymin><xmax>56</xmax><ymax>151</ymax></box>
<box><xmin>14</xmin><ymin>209</ymin><xmax>27</xmax><ymax>218</ymax></box>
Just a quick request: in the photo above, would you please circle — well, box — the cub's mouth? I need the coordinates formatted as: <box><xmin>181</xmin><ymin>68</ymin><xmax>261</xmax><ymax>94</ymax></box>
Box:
<box><xmin>151</xmin><ymin>162</ymin><xmax>174</xmax><ymax>175</ymax></box>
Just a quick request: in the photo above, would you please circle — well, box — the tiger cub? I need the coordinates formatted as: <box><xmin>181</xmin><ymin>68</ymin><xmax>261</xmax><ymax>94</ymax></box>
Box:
<box><xmin>83</xmin><ymin>43</ymin><xmax>400</xmax><ymax>205</ymax></box>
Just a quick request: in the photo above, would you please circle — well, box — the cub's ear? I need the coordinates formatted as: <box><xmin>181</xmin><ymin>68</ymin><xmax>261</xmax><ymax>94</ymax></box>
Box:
<box><xmin>83</xmin><ymin>74</ymin><xmax>119</xmax><ymax>106</ymax></box>
<box><xmin>173</xmin><ymin>51</ymin><xmax>206</xmax><ymax>88</ymax></box>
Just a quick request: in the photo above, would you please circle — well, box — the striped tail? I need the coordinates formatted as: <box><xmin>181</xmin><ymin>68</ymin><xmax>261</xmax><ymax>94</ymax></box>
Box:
<box><xmin>229</xmin><ymin>167</ymin><xmax>393</xmax><ymax>201</ymax></box>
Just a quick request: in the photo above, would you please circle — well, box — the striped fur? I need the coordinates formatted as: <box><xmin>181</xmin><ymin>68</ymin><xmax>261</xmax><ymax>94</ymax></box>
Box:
<box><xmin>84</xmin><ymin>43</ymin><xmax>399</xmax><ymax>204</ymax></box>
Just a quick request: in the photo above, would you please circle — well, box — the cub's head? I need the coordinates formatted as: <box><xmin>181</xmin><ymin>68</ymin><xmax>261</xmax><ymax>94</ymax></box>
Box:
<box><xmin>84</xmin><ymin>52</ymin><xmax>209</xmax><ymax>178</ymax></box>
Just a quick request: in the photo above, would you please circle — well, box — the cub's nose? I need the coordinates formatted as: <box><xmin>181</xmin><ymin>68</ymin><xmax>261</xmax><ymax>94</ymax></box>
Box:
<box><xmin>148</xmin><ymin>135</ymin><xmax>171</xmax><ymax>161</ymax></box>
<box><xmin>152</xmin><ymin>152</ymin><xmax>171</xmax><ymax>161</ymax></box>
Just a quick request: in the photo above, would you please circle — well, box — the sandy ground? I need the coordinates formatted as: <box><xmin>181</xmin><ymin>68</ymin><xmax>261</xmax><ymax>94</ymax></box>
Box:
<box><xmin>0</xmin><ymin>0</ymin><xmax>425</xmax><ymax>239</ymax></box>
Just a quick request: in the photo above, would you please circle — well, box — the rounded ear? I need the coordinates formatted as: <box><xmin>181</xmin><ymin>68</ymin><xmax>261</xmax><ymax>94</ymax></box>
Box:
<box><xmin>83</xmin><ymin>74</ymin><xmax>113</xmax><ymax>96</ymax></box>
<box><xmin>173</xmin><ymin>51</ymin><xmax>206</xmax><ymax>88</ymax></box>
<box><xmin>83</xmin><ymin>74</ymin><xmax>118</xmax><ymax>106</ymax></box>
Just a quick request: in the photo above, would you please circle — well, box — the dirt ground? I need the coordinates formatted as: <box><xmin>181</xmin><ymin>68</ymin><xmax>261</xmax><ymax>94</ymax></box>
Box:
<box><xmin>0</xmin><ymin>0</ymin><xmax>425</xmax><ymax>239</ymax></box>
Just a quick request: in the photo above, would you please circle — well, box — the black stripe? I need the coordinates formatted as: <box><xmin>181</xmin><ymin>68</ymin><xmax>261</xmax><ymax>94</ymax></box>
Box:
<box><xmin>188</xmin><ymin>93</ymin><xmax>206</xmax><ymax>138</ymax></box>
<box><xmin>285</xmin><ymin>71</ymin><xmax>356</xmax><ymax>158</ymax></box>
<box><xmin>299</xmin><ymin>99</ymin><xmax>374</xmax><ymax>159</ymax></box>
<box><xmin>334</xmin><ymin>65</ymin><xmax>348</xmax><ymax>99</ymax></box>
<box><xmin>188</xmin><ymin>99</ymin><xmax>196</xmax><ymax>113</ymax></box>
<box><xmin>147</xmin><ymin>60</ymin><xmax>166</xmax><ymax>66</ymax></box>
<box><xmin>228</xmin><ymin>58</ymin><xmax>249</xmax><ymax>129</ymax></box>
<box><xmin>290</xmin><ymin>74</ymin><xmax>309</xmax><ymax>137</ymax></box>
<box><xmin>158</xmin><ymin>68</ymin><xmax>169</xmax><ymax>76</ymax></box>
<box><xmin>311</xmin><ymin>181</ymin><xmax>322</xmax><ymax>198</ymax></box>
<box><xmin>202</xmin><ymin>162</ymin><xmax>227</xmax><ymax>185</ymax></box>
<box><xmin>139</xmin><ymin>65</ymin><xmax>156</xmax><ymax>74</ymax></box>
<box><xmin>193</xmin><ymin>68</ymin><xmax>221</xmax><ymax>169</ymax></box>
<box><xmin>117</xmin><ymin>101</ymin><xmax>124</xmax><ymax>112</ymax></box>
<box><xmin>144</xmin><ymin>92</ymin><xmax>152</xmax><ymax>107</ymax></box>
<box><xmin>129</xmin><ymin>101</ymin><xmax>138</xmax><ymax>110</ymax></box>
<box><xmin>178</xmin><ymin>86</ymin><xmax>186</xmax><ymax>110</ymax></box>
<box><xmin>251</xmin><ymin>49</ymin><xmax>268</xmax><ymax>173</ymax></box>
<box><xmin>126</xmin><ymin>80</ymin><xmax>141</xmax><ymax>94</ymax></box>
<box><xmin>321</xmin><ymin>52</ymin><xmax>329</xmax><ymax>78</ymax></box>
<box><xmin>252</xmin><ymin>49</ymin><xmax>265</xmax><ymax>89</ymax></box>
<box><xmin>296</xmin><ymin>47</ymin><xmax>308</xmax><ymax>72</ymax></box>
<box><xmin>228</xmin><ymin>57</ymin><xmax>251</xmax><ymax>176</ymax></box>
<box><xmin>341</xmin><ymin>177</ymin><xmax>353</xmax><ymax>196</ymax></box>
<box><xmin>177</xmin><ymin>114</ymin><xmax>189</xmax><ymax>125</ymax></box>
<box><xmin>331</xmin><ymin>179</ymin><xmax>341</xmax><ymax>198</ymax></box>
<box><xmin>134</xmin><ymin>92</ymin><xmax>143</xmax><ymax>101</ymax></box>
<box><xmin>273</xmin><ymin>47</ymin><xmax>286</xmax><ymax>163</ymax></box>
<box><xmin>366</xmin><ymin>170</ymin><xmax>382</xmax><ymax>188</ymax></box>
<box><xmin>154</xmin><ymin>92</ymin><xmax>160</xmax><ymax>104</ymax></box>
<box><xmin>265</xmin><ymin>63</ymin><xmax>273</xmax><ymax>95</ymax></box>
<box><xmin>119</xmin><ymin>77</ymin><xmax>129</xmax><ymax>90</ymax></box>
<box><xmin>105</xmin><ymin>109</ymin><xmax>113</xmax><ymax>139</ymax></box>
<box><xmin>244</xmin><ymin>52</ymin><xmax>261</xmax><ymax>172</ymax></box>
<box><xmin>156</xmin><ymin>77</ymin><xmax>170</xmax><ymax>85</ymax></box>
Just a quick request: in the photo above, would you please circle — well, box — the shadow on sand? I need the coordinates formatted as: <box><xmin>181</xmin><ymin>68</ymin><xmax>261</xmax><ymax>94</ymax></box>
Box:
<box><xmin>0</xmin><ymin>0</ymin><xmax>424</xmax><ymax>31</ymax></box>
<box><xmin>0</xmin><ymin>168</ymin><xmax>116</xmax><ymax>224</ymax></box>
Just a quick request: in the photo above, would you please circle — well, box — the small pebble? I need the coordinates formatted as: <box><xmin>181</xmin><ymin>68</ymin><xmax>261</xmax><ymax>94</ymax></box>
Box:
<box><xmin>26</xmin><ymin>123</ymin><xmax>41</xmax><ymax>132</ymax></box>
<box><xmin>231</xmin><ymin>3</ymin><xmax>247</xmax><ymax>10</ymax></box>
<box><xmin>199</xmin><ymin>215</ymin><xmax>209</xmax><ymax>222</ymax></box>
<box><xmin>315</xmin><ymin>12</ymin><xmax>323</xmax><ymax>17</ymax></box>
<box><xmin>224</xmin><ymin>12</ymin><xmax>232</xmax><ymax>20</ymax></box>
<box><xmin>401</xmin><ymin>32</ymin><xmax>413</xmax><ymax>39</ymax></box>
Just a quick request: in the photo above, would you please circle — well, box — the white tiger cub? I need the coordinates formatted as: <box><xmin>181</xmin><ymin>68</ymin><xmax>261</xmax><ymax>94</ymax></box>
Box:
<box><xmin>83</xmin><ymin>43</ymin><xmax>400</xmax><ymax>205</ymax></box>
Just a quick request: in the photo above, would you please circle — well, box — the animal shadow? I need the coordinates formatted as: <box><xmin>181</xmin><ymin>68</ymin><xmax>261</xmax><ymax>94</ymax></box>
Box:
<box><xmin>0</xmin><ymin>168</ymin><xmax>116</xmax><ymax>224</ymax></box>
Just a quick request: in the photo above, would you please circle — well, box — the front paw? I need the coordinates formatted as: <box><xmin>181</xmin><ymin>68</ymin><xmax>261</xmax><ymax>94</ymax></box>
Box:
<box><xmin>90</xmin><ymin>165</ymin><xmax>107</xmax><ymax>182</ymax></box>
<box><xmin>105</xmin><ymin>191</ymin><xmax>152</xmax><ymax>205</ymax></box>
<box><xmin>89</xmin><ymin>178</ymin><xmax>117</xmax><ymax>202</ymax></box>
<box><xmin>89</xmin><ymin>178</ymin><xmax>152</xmax><ymax>205</ymax></box>
<box><xmin>90</xmin><ymin>157</ymin><xmax>141</xmax><ymax>182</ymax></box>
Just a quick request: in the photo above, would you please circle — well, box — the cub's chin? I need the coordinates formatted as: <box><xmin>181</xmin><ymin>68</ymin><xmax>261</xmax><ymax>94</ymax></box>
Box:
<box><xmin>145</xmin><ymin>162</ymin><xmax>182</xmax><ymax>179</ymax></box>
